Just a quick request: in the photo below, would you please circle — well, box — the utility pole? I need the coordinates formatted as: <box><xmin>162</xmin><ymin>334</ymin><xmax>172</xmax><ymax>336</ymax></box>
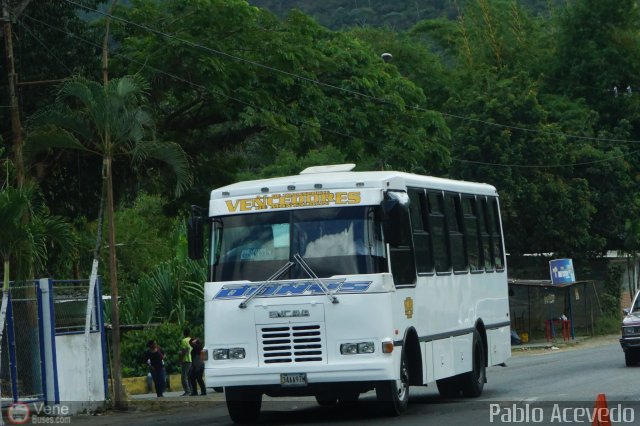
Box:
<box><xmin>100</xmin><ymin>0</ymin><xmax>128</xmax><ymax>411</ymax></box>
<box><xmin>1</xmin><ymin>0</ymin><xmax>31</xmax><ymax>187</ymax></box>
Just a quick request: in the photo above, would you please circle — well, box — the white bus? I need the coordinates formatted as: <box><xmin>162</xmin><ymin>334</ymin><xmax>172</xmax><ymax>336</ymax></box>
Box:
<box><xmin>187</xmin><ymin>164</ymin><xmax>511</xmax><ymax>423</ymax></box>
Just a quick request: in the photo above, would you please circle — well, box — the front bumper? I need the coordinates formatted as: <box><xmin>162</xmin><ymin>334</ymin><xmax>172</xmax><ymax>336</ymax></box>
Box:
<box><xmin>619</xmin><ymin>336</ymin><xmax>640</xmax><ymax>350</ymax></box>
<box><xmin>205</xmin><ymin>356</ymin><xmax>396</xmax><ymax>388</ymax></box>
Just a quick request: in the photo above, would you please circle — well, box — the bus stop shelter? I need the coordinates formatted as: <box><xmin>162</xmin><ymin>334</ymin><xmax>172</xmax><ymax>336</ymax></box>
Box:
<box><xmin>508</xmin><ymin>279</ymin><xmax>594</xmax><ymax>342</ymax></box>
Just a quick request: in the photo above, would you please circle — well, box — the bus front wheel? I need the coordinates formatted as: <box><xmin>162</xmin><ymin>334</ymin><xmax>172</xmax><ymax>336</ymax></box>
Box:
<box><xmin>376</xmin><ymin>351</ymin><xmax>409</xmax><ymax>416</ymax></box>
<box><xmin>225</xmin><ymin>386</ymin><xmax>262</xmax><ymax>424</ymax></box>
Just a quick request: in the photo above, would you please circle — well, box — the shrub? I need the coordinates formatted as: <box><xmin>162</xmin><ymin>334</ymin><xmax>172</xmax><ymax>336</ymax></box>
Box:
<box><xmin>593</xmin><ymin>314</ymin><xmax>620</xmax><ymax>335</ymax></box>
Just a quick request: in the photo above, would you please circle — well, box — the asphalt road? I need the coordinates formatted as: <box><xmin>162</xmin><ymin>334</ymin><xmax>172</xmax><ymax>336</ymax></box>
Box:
<box><xmin>67</xmin><ymin>337</ymin><xmax>640</xmax><ymax>426</ymax></box>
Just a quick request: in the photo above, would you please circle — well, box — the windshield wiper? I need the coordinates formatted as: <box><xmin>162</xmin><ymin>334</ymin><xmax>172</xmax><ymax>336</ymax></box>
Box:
<box><xmin>294</xmin><ymin>253</ymin><xmax>339</xmax><ymax>304</ymax></box>
<box><xmin>238</xmin><ymin>261</ymin><xmax>295</xmax><ymax>309</ymax></box>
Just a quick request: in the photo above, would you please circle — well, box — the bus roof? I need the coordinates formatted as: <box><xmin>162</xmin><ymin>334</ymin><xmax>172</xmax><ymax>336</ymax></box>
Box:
<box><xmin>210</xmin><ymin>166</ymin><xmax>498</xmax><ymax>200</ymax></box>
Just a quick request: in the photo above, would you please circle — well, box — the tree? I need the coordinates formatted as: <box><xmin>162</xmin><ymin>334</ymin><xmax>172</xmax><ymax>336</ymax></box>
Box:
<box><xmin>409</xmin><ymin>1</ymin><xmax>607</xmax><ymax>256</ymax></box>
<box><xmin>0</xmin><ymin>184</ymin><xmax>76</xmax><ymax>284</ymax></box>
<box><xmin>542</xmin><ymin>0</ymin><xmax>640</xmax><ymax>252</ymax></box>
<box><xmin>549</xmin><ymin>0</ymin><xmax>640</xmax><ymax>115</ymax></box>
<box><xmin>25</xmin><ymin>74</ymin><xmax>191</xmax><ymax>408</ymax></box>
<box><xmin>0</xmin><ymin>1</ymin><xmax>104</xmax><ymax>198</ymax></box>
<box><xmin>111</xmin><ymin>0</ymin><xmax>450</xmax><ymax>197</ymax></box>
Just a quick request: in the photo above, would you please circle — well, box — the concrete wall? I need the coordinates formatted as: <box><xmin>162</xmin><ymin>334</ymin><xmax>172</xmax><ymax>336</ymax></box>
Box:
<box><xmin>55</xmin><ymin>333</ymin><xmax>105</xmax><ymax>413</ymax></box>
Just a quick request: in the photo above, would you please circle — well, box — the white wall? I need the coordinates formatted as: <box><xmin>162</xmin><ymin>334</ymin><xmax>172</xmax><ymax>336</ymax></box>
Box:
<box><xmin>55</xmin><ymin>333</ymin><xmax>105</xmax><ymax>413</ymax></box>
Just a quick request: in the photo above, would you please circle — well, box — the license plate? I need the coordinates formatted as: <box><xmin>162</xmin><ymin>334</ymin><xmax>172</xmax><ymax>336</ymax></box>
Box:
<box><xmin>280</xmin><ymin>373</ymin><xmax>307</xmax><ymax>387</ymax></box>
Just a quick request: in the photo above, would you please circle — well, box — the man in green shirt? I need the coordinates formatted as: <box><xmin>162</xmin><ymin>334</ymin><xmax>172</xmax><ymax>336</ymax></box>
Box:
<box><xmin>179</xmin><ymin>328</ymin><xmax>192</xmax><ymax>396</ymax></box>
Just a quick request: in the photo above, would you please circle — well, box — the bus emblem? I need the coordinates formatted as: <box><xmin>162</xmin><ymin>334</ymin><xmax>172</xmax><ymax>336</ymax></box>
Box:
<box><xmin>404</xmin><ymin>297</ymin><xmax>414</xmax><ymax>319</ymax></box>
<box><xmin>269</xmin><ymin>309</ymin><xmax>310</xmax><ymax>318</ymax></box>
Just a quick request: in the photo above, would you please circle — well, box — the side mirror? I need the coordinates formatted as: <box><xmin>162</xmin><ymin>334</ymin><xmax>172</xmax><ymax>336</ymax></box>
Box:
<box><xmin>623</xmin><ymin>308</ymin><xmax>630</xmax><ymax>316</ymax></box>
<box><xmin>381</xmin><ymin>191</ymin><xmax>410</xmax><ymax>247</ymax></box>
<box><xmin>187</xmin><ymin>206</ymin><xmax>205</xmax><ymax>260</ymax></box>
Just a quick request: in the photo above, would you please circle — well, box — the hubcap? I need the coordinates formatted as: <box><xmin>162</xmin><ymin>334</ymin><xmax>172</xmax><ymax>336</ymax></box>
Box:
<box><xmin>397</xmin><ymin>356</ymin><xmax>409</xmax><ymax>399</ymax></box>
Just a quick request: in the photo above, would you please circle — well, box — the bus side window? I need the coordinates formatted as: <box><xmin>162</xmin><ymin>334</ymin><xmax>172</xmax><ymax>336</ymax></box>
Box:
<box><xmin>409</xmin><ymin>188</ymin><xmax>433</xmax><ymax>274</ymax></box>
<box><xmin>388</xmin><ymin>196</ymin><xmax>416</xmax><ymax>286</ymax></box>
<box><xmin>489</xmin><ymin>197</ymin><xmax>505</xmax><ymax>271</ymax></box>
<box><xmin>445</xmin><ymin>193</ymin><xmax>467</xmax><ymax>272</ymax></box>
<box><xmin>478</xmin><ymin>197</ymin><xmax>494</xmax><ymax>272</ymax></box>
<box><xmin>463</xmin><ymin>196</ymin><xmax>482</xmax><ymax>272</ymax></box>
<box><xmin>427</xmin><ymin>191</ymin><xmax>451</xmax><ymax>273</ymax></box>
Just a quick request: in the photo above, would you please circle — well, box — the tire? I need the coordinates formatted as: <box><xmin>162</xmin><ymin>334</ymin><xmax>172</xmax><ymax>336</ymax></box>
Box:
<box><xmin>436</xmin><ymin>376</ymin><xmax>461</xmax><ymax>398</ymax></box>
<box><xmin>460</xmin><ymin>329</ymin><xmax>486</xmax><ymax>397</ymax></box>
<box><xmin>625</xmin><ymin>351</ymin><xmax>637</xmax><ymax>367</ymax></box>
<box><xmin>225</xmin><ymin>386</ymin><xmax>262</xmax><ymax>424</ymax></box>
<box><xmin>315</xmin><ymin>393</ymin><xmax>338</xmax><ymax>406</ymax></box>
<box><xmin>376</xmin><ymin>349</ymin><xmax>409</xmax><ymax>416</ymax></box>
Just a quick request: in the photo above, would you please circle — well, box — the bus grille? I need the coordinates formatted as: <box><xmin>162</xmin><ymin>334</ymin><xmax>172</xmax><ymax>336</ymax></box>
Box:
<box><xmin>259</xmin><ymin>324</ymin><xmax>325</xmax><ymax>364</ymax></box>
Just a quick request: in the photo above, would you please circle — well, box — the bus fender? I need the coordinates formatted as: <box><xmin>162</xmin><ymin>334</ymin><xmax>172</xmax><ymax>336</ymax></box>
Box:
<box><xmin>401</xmin><ymin>327</ymin><xmax>423</xmax><ymax>386</ymax></box>
<box><xmin>474</xmin><ymin>320</ymin><xmax>488</xmax><ymax>370</ymax></box>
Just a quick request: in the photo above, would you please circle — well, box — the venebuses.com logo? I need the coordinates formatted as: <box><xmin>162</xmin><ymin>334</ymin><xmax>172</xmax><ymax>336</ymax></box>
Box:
<box><xmin>7</xmin><ymin>402</ymin><xmax>30</xmax><ymax>424</ymax></box>
<box><xmin>5</xmin><ymin>402</ymin><xmax>72</xmax><ymax>424</ymax></box>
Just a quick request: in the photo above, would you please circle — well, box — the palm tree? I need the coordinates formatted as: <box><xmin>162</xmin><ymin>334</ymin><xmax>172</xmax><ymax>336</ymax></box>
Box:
<box><xmin>25</xmin><ymin>75</ymin><xmax>191</xmax><ymax>408</ymax></box>
<box><xmin>0</xmin><ymin>184</ymin><xmax>76</xmax><ymax>403</ymax></box>
<box><xmin>0</xmin><ymin>184</ymin><xmax>77</xmax><ymax>287</ymax></box>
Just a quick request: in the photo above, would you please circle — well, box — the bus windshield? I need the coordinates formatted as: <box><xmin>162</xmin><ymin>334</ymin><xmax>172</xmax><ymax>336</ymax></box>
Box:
<box><xmin>210</xmin><ymin>206</ymin><xmax>387</xmax><ymax>282</ymax></box>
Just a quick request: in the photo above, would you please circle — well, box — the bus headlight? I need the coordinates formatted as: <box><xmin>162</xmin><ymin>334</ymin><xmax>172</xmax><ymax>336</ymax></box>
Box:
<box><xmin>340</xmin><ymin>343</ymin><xmax>358</xmax><ymax>355</ymax></box>
<box><xmin>213</xmin><ymin>348</ymin><xmax>246</xmax><ymax>360</ymax></box>
<box><xmin>229</xmin><ymin>348</ymin><xmax>246</xmax><ymax>359</ymax></box>
<box><xmin>357</xmin><ymin>342</ymin><xmax>375</xmax><ymax>354</ymax></box>
<box><xmin>340</xmin><ymin>342</ymin><xmax>375</xmax><ymax>355</ymax></box>
<box><xmin>212</xmin><ymin>349</ymin><xmax>229</xmax><ymax>360</ymax></box>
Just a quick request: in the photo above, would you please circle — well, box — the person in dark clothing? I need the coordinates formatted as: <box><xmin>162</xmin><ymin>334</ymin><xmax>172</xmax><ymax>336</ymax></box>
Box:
<box><xmin>145</xmin><ymin>340</ymin><xmax>166</xmax><ymax>397</ymax></box>
<box><xmin>188</xmin><ymin>337</ymin><xmax>206</xmax><ymax>396</ymax></box>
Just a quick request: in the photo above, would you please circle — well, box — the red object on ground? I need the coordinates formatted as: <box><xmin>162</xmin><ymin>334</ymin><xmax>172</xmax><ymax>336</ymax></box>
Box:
<box><xmin>592</xmin><ymin>393</ymin><xmax>611</xmax><ymax>426</ymax></box>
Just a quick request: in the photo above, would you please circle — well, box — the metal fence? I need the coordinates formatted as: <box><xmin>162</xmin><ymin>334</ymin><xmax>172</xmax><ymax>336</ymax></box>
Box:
<box><xmin>0</xmin><ymin>278</ymin><xmax>104</xmax><ymax>405</ymax></box>
<box><xmin>1</xmin><ymin>319</ymin><xmax>13</xmax><ymax>401</ymax></box>
<box><xmin>1</xmin><ymin>281</ymin><xmax>45</xmax><ymax>401</ymax></box>
<box><xmin>51</xmin><ymin>280</ymin><xmax>98</xmax><ymax>334</ymax></box>
<box><xmin>509</xmin><ymin>279</ymin><xmax>604</xmax><ymax>341</ymax></box>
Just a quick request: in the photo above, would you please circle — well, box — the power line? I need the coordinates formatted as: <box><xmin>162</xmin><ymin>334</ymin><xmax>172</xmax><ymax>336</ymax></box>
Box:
<box><xmin>455</xmin><ymin>149</ymin><xmax>640</xmax><ymax>168</ymax></box>
<box><xmin>25</xmin><ymin>7</ymin><xmax>639</xmax><ymax>169</ymax></box>
<box><xmin>21</xmin><ymin>13</ymin><xmax>358</xmax><ymax>142</ymax></box>
<box><xmin>63</xmin><ymin>0</ymin><xmax>640</xmax><ymax>148</ymax></box>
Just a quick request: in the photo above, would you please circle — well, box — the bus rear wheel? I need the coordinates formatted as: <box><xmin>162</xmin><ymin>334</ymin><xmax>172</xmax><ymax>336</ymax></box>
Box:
<box><xmin>225</xmin><ymin>386</ymin><xmax>262</xmax><ymax>424</ymax></box>
<box><xmin>376</xmin><ymin>350</ymin><xmax>409</xmax><ymax>416</ymax></box>
<box><xmin>460</xmin><ymin>330</ymin><xmax>486</xmax><ymax>397</ymax></box>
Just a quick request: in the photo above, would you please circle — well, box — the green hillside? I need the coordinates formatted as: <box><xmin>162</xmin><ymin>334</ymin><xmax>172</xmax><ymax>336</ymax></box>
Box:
<box><xmin>249</xmin><ymin>0</ymin><xmax>561</xmax><ymax>29</ymax></box>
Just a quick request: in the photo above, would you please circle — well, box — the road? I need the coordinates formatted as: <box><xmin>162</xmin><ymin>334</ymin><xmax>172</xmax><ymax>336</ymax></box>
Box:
<box><xmin>69</xmin><ymin>338</ymin><xmax>640</xmax><ymax>425</ymax></box>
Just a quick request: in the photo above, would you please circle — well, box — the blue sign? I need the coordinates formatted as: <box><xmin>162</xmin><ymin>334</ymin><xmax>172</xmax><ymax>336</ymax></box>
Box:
<box><xmin>549</xmin><ymin>259</ymin><xmax>575</xmax><ymax>284</ymax></box>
